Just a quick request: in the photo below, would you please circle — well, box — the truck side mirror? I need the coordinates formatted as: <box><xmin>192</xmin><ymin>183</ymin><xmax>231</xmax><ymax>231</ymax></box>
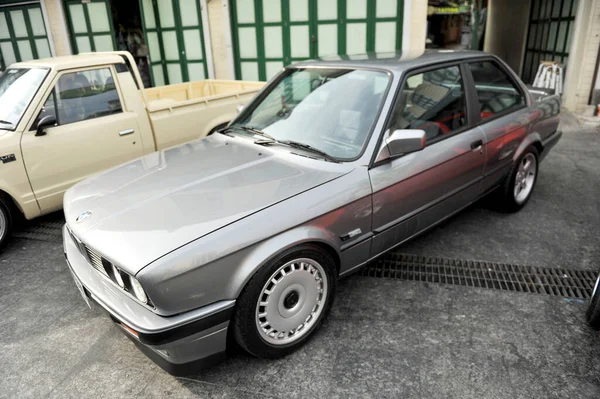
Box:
<box><xmin>386</xmin><ymin>129</ymin><xmax>426</xmax><ymax>157</ymax></box>
<box><xmin>36</xmin><ymin>115</ymin><xmax>56</xmax><ymax>136</ymax></box>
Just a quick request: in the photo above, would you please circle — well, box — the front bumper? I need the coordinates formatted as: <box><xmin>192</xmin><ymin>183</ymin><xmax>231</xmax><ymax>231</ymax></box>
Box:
<box><xmin>63</xmin><ymin>225</ymin><xmax>234</xmax><ymax>375</ymax></box>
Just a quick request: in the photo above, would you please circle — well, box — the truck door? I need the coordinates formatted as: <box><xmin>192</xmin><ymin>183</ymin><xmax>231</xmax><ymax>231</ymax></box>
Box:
<box><xmin>20</xmin><ymin>65</ymin><xmax>145</xmax><ymax>212</ymax></box>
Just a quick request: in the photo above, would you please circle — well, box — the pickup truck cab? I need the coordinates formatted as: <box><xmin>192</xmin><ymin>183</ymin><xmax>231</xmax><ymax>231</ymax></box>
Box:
<box><xmin>0</xmin><ymin>51</ymin><xmax>263</xmax><ymax>248</ymax></box>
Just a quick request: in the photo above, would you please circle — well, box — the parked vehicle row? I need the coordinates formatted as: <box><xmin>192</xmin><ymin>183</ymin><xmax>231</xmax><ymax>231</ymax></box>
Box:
<box><xmin>0</xmin><ymin>51</ymin><xmax>263</xmax><ymax>248</ymax></box>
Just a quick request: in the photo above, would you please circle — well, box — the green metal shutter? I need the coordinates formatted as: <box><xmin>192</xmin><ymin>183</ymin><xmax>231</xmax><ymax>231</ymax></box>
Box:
<box><xmin>0</xmin><ymin>3</ymin><xmax>52</xmax><ymax>70</ymax></box>
<box><xmin>139</xmin><ymin>0</ymin><xmax>209</xmax><ymax>87</ymax></box>
<box><xmin>64</xmin><ymin>0</ymin><xmax>117</xmax><ymax>54</ymax></box>
<box><xmin>230</xmin><ymin>0</ymin><xmax>404</xmax><ymax>81</ymax></box>
<box><xmin>522</xmin><ymin>0</ymin><xmax>578</xmax><ymax>83</ymax></box>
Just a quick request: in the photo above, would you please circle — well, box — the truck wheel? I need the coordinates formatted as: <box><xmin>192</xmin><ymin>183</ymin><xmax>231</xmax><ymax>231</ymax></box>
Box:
<box><xmin>233</xmin><ymin>244</ymin><xmax>336</xmax><ymax>358</ymax></box>
<box><xmin>0</xmin><ymin>196</ymin><xmax>13</xmax><ymax>250</ymax></box>
<box><xmin>497</xmin><ymin>146</ymin><xmax>539</xmax><ymax>212</ymax></box>
<box><xmin>586</xmin><ymin>273</ymin><xmax>600</xmax><ymax>330</ymax></box>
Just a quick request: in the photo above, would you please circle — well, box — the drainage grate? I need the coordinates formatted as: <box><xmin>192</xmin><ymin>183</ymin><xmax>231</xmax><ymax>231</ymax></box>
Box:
<box><xmin>13</xmin><ymin>212</ymin><xmax>65</xmax><ymax>242</ymax></box>
<box><xmin>359</xmin><ymin>252</ymin><xmax>598</xmax><ymax>299</ymax></box>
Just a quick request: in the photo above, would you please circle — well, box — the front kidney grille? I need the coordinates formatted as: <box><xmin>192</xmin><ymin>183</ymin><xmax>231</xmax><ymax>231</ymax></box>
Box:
<box><xmin>83</xmin><ymin>245</ymin><xmax>109</xmax><ymax>277</ymax></box>
<box><xmin>66</xmin><ymin>226</ymin><xmax>153</xmax><ymax>308</ymax></box>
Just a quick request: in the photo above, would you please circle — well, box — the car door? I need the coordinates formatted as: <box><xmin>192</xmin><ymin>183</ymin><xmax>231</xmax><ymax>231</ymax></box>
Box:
<box><xmin>368</xmin><ymin>63</ymin><xmax>486</xmax><ymax>256</ymax></box>
<box><xmin>465</xmin><ymin>59</ymin><xmax>530</xmax><ymax>193</ymax></box>
<box><xmin>20</xmin><ymin>65</ymin><xmax>145</xmax><ymax>212</ymax></box>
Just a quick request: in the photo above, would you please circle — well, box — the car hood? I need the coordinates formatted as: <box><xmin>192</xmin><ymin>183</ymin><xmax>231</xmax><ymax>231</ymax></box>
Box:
<box><xmin>64</xmin><ymin>135</ymin><xmax>352</xmax><ymax>274</ymax></box>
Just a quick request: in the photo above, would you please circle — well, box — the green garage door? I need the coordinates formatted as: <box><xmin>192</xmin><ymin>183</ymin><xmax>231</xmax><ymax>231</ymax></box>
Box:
<box><xmin>231</xmin><ymin>0</ymin><xmax>404</xmax><ymax>81</ymax></box>
<box><xmin>140</xmin><ymin>0</ymin><xmax>209</xmax><ymax>86</ymax></box>
<box><xmin>0</xmin><ymin>3</ymin><xmax>52</xmax><ymax>70</ymax></box>
<box><xmin>522</xmin><ymin>0</ymin><xmax>578</xmax><ymax>83</ymax></box>
<box><xmin>65</xmin><ymin>0</ymin><xmax>116</xmax><ymax>53</ymax></box>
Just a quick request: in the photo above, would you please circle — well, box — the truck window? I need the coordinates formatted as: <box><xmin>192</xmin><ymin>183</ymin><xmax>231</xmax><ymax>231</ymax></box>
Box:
<box><xmin>391</xmin><ymin>65</ymin><xmax>467</xmax><ymax>143</ymax></box>
<box><xmin>32</xmin><ymin>89</ymin><xmax>58</xmax><ymax>129</ymax></box>
<box><xmin>52</xmin><ymin>68</ymin><xmax>122</xmax><ymax>125</ymax></box>
<box><xmin>467</xmin><ymin>61</ymin><xmax>525</xmax><ymax>120</ymax></box>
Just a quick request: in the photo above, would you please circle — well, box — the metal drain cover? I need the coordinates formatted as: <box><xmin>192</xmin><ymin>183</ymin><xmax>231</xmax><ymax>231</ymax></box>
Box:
<box><xmin>359</xmin><ymin>252</ymin><xmax>597</xmax><ymax>299</ymax></box>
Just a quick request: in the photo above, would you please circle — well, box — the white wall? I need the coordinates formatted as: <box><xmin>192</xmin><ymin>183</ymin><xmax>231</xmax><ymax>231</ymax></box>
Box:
<box><xmin>563</xmin><ymin>0</ymin><xmax>600</xmax><ymax>113</ymax></box>
<box><xmin>483</xmin><ymin>0</ymin><xmax>531</xmax><ymax>75</ymax></box>
<box><xmin>42</xmin><ymin>0</ymin><xmax>71</xmax><ymax>56</ymax></box>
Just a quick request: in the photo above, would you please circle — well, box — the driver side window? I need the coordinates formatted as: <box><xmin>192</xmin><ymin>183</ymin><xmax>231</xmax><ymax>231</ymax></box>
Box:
<box><xmin>38</xmin><ymin>67</ymin><xmax>123</xmax><ymax>126</ymax></box>
<box><xmin>391</xmin><ymin>65</ymin><xmax>467</xmax><ymax>143</ymax></box>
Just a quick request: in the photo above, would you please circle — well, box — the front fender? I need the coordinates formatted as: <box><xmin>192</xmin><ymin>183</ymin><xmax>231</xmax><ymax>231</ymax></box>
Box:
<box><xmin>223</xmin><ymin>225</ymin><xmax>340</xmax><ymax>299</ymax></box>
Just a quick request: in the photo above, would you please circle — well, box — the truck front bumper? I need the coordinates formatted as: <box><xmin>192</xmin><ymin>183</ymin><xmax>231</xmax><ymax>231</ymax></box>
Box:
<box><xmin>63</xmin><ymin>225</ymin><xmax>234</xmax><ymax>375</ymax></box>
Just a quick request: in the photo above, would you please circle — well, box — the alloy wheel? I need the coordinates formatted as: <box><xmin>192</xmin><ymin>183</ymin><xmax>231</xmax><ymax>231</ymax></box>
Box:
<box><xmin>255</xmin><ymin>258</ymin><xmax>328</xmax><ymax>346</ymax></box>
<box><xmin>514</xmin><ymin>153</ymin><xmax>537</xmax><ymax>204</ymax></box>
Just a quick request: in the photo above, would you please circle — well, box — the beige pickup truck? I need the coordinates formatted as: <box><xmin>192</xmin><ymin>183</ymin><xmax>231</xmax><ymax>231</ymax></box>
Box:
<box><xmin>0</xmin><ymin>51</ymin><xmax>264</xmax><ymax>248</ymax></box>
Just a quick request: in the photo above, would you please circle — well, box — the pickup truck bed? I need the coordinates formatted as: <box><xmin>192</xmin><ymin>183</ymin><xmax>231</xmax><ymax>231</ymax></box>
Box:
<box><xmin>144</xmin><ymin>79</ymin><xmax>264</xmax><ymax>150</ymax></box>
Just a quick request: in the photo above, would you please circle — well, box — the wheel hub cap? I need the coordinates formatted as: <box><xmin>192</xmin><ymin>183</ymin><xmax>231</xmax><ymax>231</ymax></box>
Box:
<box><xmin>256</xmin><ymin>258</ymin><xmax>328</xmax><ymax>345</ymax></box>
<box><xmin>514</xmin><ymin>153</ymin><xmax>537</xmax><ymax>204</ymax></box>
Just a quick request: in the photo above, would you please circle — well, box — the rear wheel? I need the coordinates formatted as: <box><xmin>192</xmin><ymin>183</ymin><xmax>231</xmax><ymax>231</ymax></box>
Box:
<box><xmin>0</xmin><ymin>196</ymin><xmax>13</xmax><ymax>250</ymax></box>
<box><xmin>496</xmin><ymin>146</ymin><xmax>539</xmax><ymax>212</ymax></box>
<box><xmin>234</xmin><ymin>244</ymin><xmax>336</xmax><ymax>358</ymax></box>
<box><xmin>586</xmin><ymin>273</ymin><xmax>600</xmax><ymax>330</ymax></box>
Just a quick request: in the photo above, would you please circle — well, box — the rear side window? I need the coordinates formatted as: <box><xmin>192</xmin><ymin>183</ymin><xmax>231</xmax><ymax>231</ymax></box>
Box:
<box><xmin>52</xmin><ymin>67</ymin><xmax>122</xmax><ymax>125</ymax></box>
<box><xmin>468</xmin><ymin>61</ymin><xmax>525</xmax><ymax>120</ymax></box>
<box><xmin>391</xmin><ymin>65</ymin><xmax>467</xmax><ymax>143</ymax></box>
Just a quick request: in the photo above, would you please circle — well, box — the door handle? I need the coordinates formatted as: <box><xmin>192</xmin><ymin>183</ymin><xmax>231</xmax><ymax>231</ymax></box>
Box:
<box><xmin>119</xmin><ymin>129</ymin><xmax>134</xmax><ymax>136</ymax></box>
<box><xmin>470</xmin><ymin>140</ymin><xmax>483</xmax><ymax>152</ymax></box>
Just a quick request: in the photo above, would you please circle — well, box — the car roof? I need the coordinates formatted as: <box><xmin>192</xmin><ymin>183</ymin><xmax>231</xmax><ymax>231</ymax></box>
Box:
<box><xmin>9</xmin><ymin>52</ymin><xmax>125</xmax><ymax>70</ymax></box>
<box><xmin>289</xmin><ymin>49</ymin><xmax>491</xmax><ymax>73</ymax></box>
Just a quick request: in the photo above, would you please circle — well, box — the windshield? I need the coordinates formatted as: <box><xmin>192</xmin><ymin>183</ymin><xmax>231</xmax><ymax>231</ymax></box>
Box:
<box><xmin>0</xmin><ymin>68</ymin><xmax>49</xmax><ymax>129</ymax></box>
<box><xmin>232</xmin><ymin>68</ymin><xmax>390</xmax><ymax>160</ymax></box>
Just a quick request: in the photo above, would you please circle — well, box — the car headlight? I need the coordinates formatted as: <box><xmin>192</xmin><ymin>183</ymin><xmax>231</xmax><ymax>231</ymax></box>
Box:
<box><xmin>130</xmin><ymin>277</ymin><xmax>148</xmax><ymax>304</ymax></box>
<box><xmin>112</xmin><ymin>264</ymin><xmax>125</xmax><ymax>289</ymax></box>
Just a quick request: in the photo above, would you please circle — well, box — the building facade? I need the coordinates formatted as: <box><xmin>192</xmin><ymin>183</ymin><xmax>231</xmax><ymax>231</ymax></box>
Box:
<box><xmin>0</xmin><ymin>0</ymin><xmax>597</xmax><ymax>114</ymax></box>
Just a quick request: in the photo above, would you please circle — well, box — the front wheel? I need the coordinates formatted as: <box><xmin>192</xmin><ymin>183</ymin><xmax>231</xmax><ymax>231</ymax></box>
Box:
<box><xmin>496</xmin><ymin>146</ymin><xmax>539</xmax><ymax>212</ymax></box>
<box><xmin>233</xmin><ymin>244</ymin><xmax>336</xmax><ymax>358</ymax></box>
<box><xmin>586</xmin><ymin>273</ymin><xmax>600</xmax><ymax>330</ymax></box>
<box><xmin>0</xmin><ymin>196</ymin><xmax>13</xmax><ymax>250</ymax></box>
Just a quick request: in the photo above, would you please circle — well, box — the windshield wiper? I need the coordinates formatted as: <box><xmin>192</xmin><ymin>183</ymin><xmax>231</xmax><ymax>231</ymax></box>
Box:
<box><xmin>281</xmin><ymin>140</ymin><xmax>339</xmax><ymax>163</ymax></box>
<box><xmin>231</xmin><ymin>125</ymin><xmax>276</xmax><ymax>141</ymax></box>
<box><xmin>216</xmin><ymin>127</ymin><xmax>235</xmax><ymax>137</ymax></box>
<box><xmin>256</xmin><ymin>139</ymin><xmax>339</xmax><ymax>163</ymax></box>
<box><xmin>0</xmin><ymin>120</ymin><xmax>14</xmax><ymax>127</ymax></box>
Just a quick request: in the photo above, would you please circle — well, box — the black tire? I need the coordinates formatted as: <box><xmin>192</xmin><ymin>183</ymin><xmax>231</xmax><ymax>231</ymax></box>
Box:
<box><xmin>233</xmin><ymin>244</ymin><xmax>336</xmax><ymax>358</ymax></box>
<box><xmin>586</xmin><ymin>274</ymin><xmax>600</xmax><ymax>330</ymax></box>
<box><xmin>496</xmin><ymin>145</ymin><xmax>540</xmax><ymax>212</ymax></box>
<box><xmin>0</xmin><ymin>196</ymin><xmax>13</xmax><ymax>251</ymax></box>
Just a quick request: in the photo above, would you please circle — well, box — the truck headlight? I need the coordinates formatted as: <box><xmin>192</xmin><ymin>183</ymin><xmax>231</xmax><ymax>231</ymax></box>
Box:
<box><xmin>130</xmin><ymin>277</ymin><xmax>148</xmax><ymax>304</ymax></box>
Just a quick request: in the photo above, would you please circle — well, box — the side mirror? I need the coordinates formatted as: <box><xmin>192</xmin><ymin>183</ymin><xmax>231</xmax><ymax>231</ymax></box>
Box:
<box><xmin>386</xmin><ymin>129</ymin><xmax>426</xmax><ymax>157</ymax></box>
<box><xmin>236</xmin><ymin>104</ymin><xmax>245</xmax><ymax>114</ymax></box>
<box><xmin>36</xmin><ymin>115</ymin><xmax>56</xmax><ymax>136</ymax></box>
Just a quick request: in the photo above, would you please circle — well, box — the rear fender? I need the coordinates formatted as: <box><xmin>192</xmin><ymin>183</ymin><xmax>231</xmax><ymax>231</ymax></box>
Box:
<box><xmin>513</xmin><ymin>131</ymin><xmax>542</xmax><ymax>162</ymax></box>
